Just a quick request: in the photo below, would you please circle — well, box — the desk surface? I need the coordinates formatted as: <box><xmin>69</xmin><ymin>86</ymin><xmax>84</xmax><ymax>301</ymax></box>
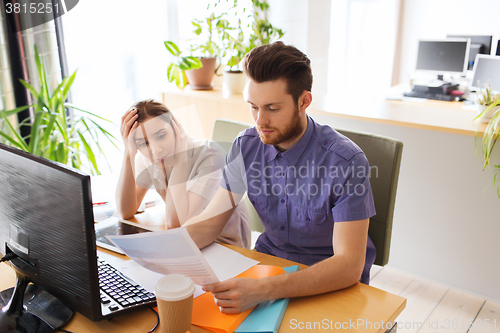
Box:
<box><xmin>162</xmin><ymin>87</ymin><xmax>487</xmax><ymax>137</ymax></box>
<box><xmin>0</xmin><ymin>243</ymin><xmax>406</xmax><ymax>333</ymax></box>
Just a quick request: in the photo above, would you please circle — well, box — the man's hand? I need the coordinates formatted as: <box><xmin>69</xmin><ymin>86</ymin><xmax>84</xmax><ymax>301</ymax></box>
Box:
<box><xmin>203</xmin><ymin>278</ymin><xmax>268</xmax><ymax>314</ymax></box>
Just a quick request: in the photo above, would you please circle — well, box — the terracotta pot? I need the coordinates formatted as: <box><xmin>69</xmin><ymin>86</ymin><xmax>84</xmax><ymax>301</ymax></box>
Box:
<box><xmin>185</xmin><ymin>57</ymin><xmax>217</xmax><ymax>90</ymax></box>
<box><xmin>223</xmin><ymin>70</ymin><xmax>247</xmax><ymax>94</ymax></box>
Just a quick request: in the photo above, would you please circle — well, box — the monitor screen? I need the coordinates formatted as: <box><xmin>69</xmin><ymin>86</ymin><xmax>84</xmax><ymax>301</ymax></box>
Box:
<box><xmin>447</xmin><ymin>35</ymin><xmax>493</xmax><ymax>70</ymax></box>
<box><xmin>415</xmin><ymin>39</ymin><xmax>470</xmax><ymax>74</ymax></box>
<box><xmin>470</xmin><ymin>55</ymin><xmax>500</xmax><ymax>92</ymax></box>
<box><xmin>0</xmin><ymin>143</ymin><xmax>101</xmax><ymax>322</ymax></box>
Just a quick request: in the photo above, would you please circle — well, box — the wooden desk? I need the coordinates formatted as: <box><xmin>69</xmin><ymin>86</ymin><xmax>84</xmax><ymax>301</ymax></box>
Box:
<box><xmin>0</xmin><ymin>244</ymin><xmax>406</xmax><ymax>333</ymax></box>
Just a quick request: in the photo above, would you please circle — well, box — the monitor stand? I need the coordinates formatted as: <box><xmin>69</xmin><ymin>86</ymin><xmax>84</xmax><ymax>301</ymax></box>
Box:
<box><xmin>0</xmin><ymin>272</ymin><xmax>73</xmax><ymax>333</ymax></box>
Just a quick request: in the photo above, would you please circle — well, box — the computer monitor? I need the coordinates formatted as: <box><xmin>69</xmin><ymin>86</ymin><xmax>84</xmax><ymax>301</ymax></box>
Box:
<box><xmin>0</xmin><ymin>143</ymin><xmax>101</xmax><ymax>332</ymax></box>
<box><xmin>470</xmin><ymin>54</ymin><xmax>500</xmax><ymax>92</ymax></box>
<box><xmin>447</xmin><ymin>35</ymin><xmax>493</xmax><ymax>70</ymax></box>
<box><xmin>415</xmin><ymin>39</ymin><xmax>470</xmax><ymax>77</ymax></box>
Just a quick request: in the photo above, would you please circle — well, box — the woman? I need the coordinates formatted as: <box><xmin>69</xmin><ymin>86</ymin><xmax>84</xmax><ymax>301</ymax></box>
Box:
<box><xmin>115</xmin><ymin>99</ymin><xmax>251</xmax><ymax>248</ymax></box>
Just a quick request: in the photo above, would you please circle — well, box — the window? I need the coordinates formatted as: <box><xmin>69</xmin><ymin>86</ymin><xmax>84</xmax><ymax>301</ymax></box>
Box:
<box><xmin>62</xmin><ymin>0</ymin><xmax>170</xmax><ymax>173</ymax></box>
<box><xmin>328</xmin><ymin>0</ymin><xmax>400</xmax><ymax>102</ymax></box>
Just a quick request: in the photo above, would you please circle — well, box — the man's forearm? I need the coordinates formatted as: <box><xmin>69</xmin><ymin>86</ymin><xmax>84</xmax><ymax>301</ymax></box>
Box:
<box><xmin>184</xmin><ymin>207</ymin><xmax>236</xmax><ymax>249</ymax></box>
<box><xmin>183</xmin><ymin>187</ymin><xmax>242</xmax><ymax>249</ymax></box>
<box><xmin>261</xmin><ymin>254</ymin><xmax>363</xmax><ymax>301</ymax></box>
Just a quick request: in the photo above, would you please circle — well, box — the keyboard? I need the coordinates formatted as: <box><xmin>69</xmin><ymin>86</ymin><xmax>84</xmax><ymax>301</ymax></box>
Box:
<box><xmin>403</xmin><ymin>91</ymin><xmax>457</xmax><ymax>101</ymax></box>
<box><xmin>98</xmin><ymin>258</ymin><xmax>156</xmax><ymax>317</ymax></box>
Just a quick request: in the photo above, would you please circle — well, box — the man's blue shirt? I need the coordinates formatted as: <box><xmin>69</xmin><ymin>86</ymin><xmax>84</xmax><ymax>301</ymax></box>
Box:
<box><xmin>222</xmin><ymin>116</ymin><xmax>376</xmax><ymax>283</ymax></box>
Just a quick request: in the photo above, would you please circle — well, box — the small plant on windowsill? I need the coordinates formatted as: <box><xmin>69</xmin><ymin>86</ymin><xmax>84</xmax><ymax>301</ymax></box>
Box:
<box><xmin>222</xmin><ymin>0</ymin><xmax>285</xmax><ymax>94</ymax></box>
<box><xmin>222</xmin><ymin>10</ymin><xmax>249</xmax><ymax>94</ymax></box>
<box><xmin>474</xmin><ymin>82</ymin><xmax>500</xmax><ymax>198</ymax></box>
<box><xmin>249</xmin><ymin>0</ymin><xmax>285</xmax><ymax>51</ymax></box>
<box><xmin>164</xmin><ymin>1</ymin><xmax>232</xmax><ymax>90</ymax></box>
<box><xmin>164</xmin><ymin>41</ymin><xmax>203</xmax><ymax>90</ymax></box>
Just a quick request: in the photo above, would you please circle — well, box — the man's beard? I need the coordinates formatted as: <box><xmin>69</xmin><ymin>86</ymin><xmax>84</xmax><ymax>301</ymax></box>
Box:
<box><xmin>257</xmin><ymin>106</ymin><xmax>304</xmax><ymax>146</ymax></box>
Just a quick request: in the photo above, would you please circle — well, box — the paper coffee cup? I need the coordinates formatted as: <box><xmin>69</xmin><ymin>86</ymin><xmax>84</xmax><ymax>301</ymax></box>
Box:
<box><xmin>155</xmin><ymin>274</ymin><xmax>195</xmax><ymax>333</ymax></box>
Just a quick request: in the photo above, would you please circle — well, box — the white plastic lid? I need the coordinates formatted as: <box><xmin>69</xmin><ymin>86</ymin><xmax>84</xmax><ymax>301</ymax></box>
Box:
<box><xmin>154</xmin><ymin>274</ymin><xmax>195</xmax><ymax>301</ymax></box>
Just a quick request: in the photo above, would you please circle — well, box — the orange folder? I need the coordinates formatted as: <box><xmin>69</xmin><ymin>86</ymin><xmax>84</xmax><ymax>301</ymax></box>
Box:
<box><xmin>191</xmin><ymin>265</ymin><xmax>285</xmax><ymax>333</ymax></box>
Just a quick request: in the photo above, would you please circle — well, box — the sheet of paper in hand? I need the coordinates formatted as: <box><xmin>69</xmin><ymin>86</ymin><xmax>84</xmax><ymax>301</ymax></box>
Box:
<box><xmin>107</xmin><ymin>227</ymin><xmax>219</xmax><ymax>285</ymax></box>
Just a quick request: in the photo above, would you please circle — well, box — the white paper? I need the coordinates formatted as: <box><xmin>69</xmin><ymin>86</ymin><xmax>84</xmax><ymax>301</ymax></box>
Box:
<box><xmin>201</xmin><ymin>243</ymin><xmax>259</xmax><ymax>282</ymax></box>
<box><xmin>93</xmin><ymin>203</ymin><xmax>119</xmax><ymax>223</ymax></box>
<box><xmin>106</xmin><ymin>228</ymin><xmax>219</xmax><ymax>285</ymax></box>
<box><xmin>98</xmin><ymin>242</ymin><xmax>259</xmax><ymax>298</ymax></box>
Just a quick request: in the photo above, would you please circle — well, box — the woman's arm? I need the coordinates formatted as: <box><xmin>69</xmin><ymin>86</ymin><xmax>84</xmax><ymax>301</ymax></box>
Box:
<box><xmin>115</xmin><ymin>109</ymin><xmax>149</xmax><ymax>219</ymax></box>
<box><xmin>115</xmin><ymin>153</ymin><xmax>149</xmax><ymax>219</ymax></box>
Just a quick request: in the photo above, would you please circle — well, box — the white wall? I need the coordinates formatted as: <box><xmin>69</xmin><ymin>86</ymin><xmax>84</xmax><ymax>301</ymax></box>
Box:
<box><xmin>391</xmin><ymin>0</ymin><xmax>500</xmax><ymax>299</ymax></box>
<box><xmin>398</xmin><ymin>0</ymin><xmax>500</xmax><ymax>84</ymax></box>
<box><xmin>311</xmin><ymin>113</ymin><xmax>500</xmax><ymax>301</ymax></box>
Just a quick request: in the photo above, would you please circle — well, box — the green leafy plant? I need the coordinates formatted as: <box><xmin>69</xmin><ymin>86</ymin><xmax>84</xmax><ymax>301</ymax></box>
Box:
<box><xmin>248</xmin><ymin>0</ymin><xmax>284</xmax><ymax>51</ymax></box>
<box><xmin>164</xmin><ymin>2</ymin><xmax>233</xmax><ymax>88</ymax></box>
<box><xmin>164</xmin><ymin>41</ymin><xmax>203</xmax><ymax>89</ymax></box>
<box><xmin>164</xmin><ymin>0</ymin><xmax>285</xmax><ymax>86</ymax></box>
<box><xmin>221</xmin><ymin>1</ymin><xmax>250</xmax><ymax>71</ymax></box>
<box><xmin>477</xmin><ymin>82</ymin><xmax>500</xmax><ymax>106</ymax></box>
<box><xmin>190</xmin><ymin>10</ymin><xmax>231</xmax><ymax>59</ymax></box>
<box><xmin>474</xmin><ymin>82</ymin><xmax>500</xmax><ymax>197</ymax></box>
<box><xmin>222</xmin><ymin>0</ymin><xmax>285</xmax><ymax>71</ymax></box>
<box><xmin>0</xmin><ymin>45</ymin><xmax>118</xmax><ymax>175</ymax></box>
<box><xmin>225</xmin><ymin>20</ymin><xmax>247</xmax><ymax>71</ymax></box>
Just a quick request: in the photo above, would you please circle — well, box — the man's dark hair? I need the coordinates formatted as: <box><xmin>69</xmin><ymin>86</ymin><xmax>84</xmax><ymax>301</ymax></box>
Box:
<box><xmin>243</xmin><ymin>41</ymin><xmax>313</xmax><ymax>104</ymax></box>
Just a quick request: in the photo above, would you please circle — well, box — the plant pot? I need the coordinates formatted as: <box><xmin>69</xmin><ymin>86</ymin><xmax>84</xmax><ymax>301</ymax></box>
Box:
<box><xmin>477</xmin><ymin>104</ymin><xmax>500</xmax><ymax>123</ymax></box>
<box><xmin>185</xmin><ymin>57</ymin><xmax>217</xmax><ymax>90</ymax></box>
<box><xmin>223</xmin><ymin>70</ymin><xmax>247</xmax><ymax>94</ymax></box>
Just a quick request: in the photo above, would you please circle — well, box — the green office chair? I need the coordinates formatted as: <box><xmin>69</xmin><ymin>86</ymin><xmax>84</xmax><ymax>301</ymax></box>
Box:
<box><xmin>336</xmin><ymin>129</ymin><xmax>403</xmax><ymax>266</ymax></box>
<box><xmin>212</xmin><ymin>119</ymin><xmax>265</xmax><ymax>233</ymax></box>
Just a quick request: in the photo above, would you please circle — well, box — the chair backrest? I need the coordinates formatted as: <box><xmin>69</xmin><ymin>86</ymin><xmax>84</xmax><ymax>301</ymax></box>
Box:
<box><xmin>212</xmin><ymin>119</ymin><xmax>254</xmax><ymax>153</ymax></box>
<box><xmin>336</xmin><ymin>129</ymin><xmax>403</xmax><ymax>266</ymax></box>
<box><xmin>212</xmin><ymin>119</ymin><xmax>265</xmax><ymax>233</ymax></box>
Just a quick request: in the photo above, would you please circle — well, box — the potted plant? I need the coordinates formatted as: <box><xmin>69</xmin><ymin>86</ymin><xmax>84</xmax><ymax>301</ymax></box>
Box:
<box><xmin>223</xmin><ymin>15</ymin><xmax>248</xmax><ymax>94</ymax></box>
<box><xmin>0</xmin><ymin>45</ymin><xmax>118</xmax><ymax>175</ymax></box>
<box><xmin>474</xmin><ymin>84</ymin><xmax>500</xmax><ymax>197</ymax></box>
<box><xmin>222</xmin><ymin>0</ymin><xmax>285</xmax><ymax>94</ymax></box>
<box><xmin>165</xmin><ymin>2</ymin><xmax>233</xmax><ymax>90</ymax></box>
<box><xmin>475</xmin><ymin>82</ymin><xmax>500</xmax><ymax>123</ymax></box>
<box><xmin>248</xmin><ymin>0</ymin><xmax>285</xmax><ymax>50</ymax></box>
<box><xmin>164</xmin><ymin>41</ymin><xmax>203</xmax><ymax>90</ymax></box>
<box><xmin>187</xmin><ymin>10</ymin><xmax>230</xmax><ymax>90</ymax></box>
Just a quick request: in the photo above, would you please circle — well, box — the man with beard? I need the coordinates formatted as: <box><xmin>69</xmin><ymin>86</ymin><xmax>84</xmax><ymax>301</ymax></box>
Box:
<box><xmin>184</xmin><ymin>41</ymin><xmax>376</xmax><ymax>314</ymax></box>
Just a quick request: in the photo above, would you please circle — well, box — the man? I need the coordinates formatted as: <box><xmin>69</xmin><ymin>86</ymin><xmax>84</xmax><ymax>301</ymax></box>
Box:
<box><xmin>185</xmin><ymin>41</ymin><xmax>376</xmax><ymax>314</ymax></box>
